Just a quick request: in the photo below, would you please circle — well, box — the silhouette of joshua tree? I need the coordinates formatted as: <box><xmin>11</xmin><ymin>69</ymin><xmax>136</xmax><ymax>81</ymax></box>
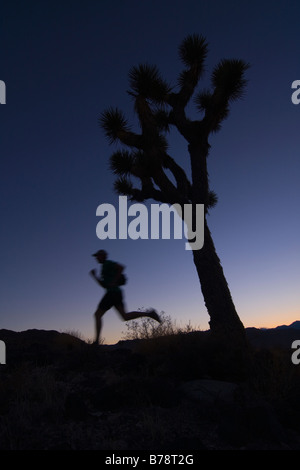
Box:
<box><xmin>100</xmin><ymin>34</ymin><xmax>249</xmax><ymax>350</ymax></box>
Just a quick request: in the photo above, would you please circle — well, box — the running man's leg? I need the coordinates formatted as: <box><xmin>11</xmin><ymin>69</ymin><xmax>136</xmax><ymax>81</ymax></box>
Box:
<box><xmin>94</xmin><ymin>292</ymin><xmax>114</xmax><ymax>344</ymax></box>
<box><xmin>115</xmin><ymin>303</ymin><xmax>161</xmax><ymax>323</ymax></box>
<box><xmin>94</xmin><ymin>305</ymin><xmax>106</xmax><ymax>344</ymax></box>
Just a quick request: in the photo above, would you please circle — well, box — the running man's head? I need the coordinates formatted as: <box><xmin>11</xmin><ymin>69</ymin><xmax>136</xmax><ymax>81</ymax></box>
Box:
<box><xmin>92</xmin><ymin>249</ymin><xmax>107</xmax><ymax>264</ymax></box>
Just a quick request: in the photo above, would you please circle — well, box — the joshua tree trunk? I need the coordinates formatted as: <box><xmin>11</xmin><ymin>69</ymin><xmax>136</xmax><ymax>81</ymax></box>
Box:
<box><xmin>193</xmin><ymin>219</ymin><xmax>246</xmax><ymax>346</ymax></box>
<box><xmin>188</xmin><ymin>140</ymin><xmax>246</xmax><ymax>347</ymax></box>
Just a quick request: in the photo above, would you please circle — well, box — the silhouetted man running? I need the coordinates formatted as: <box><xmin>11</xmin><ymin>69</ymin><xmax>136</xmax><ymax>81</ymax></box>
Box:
<box><xmin>90</xmin><ymin>250</ymin><xmax>161</xmax><ymax>344</ymax></box>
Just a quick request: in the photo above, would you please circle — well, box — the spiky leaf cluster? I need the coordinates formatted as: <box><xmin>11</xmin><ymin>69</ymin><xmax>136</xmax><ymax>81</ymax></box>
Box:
<box><xmin>113</xmin><ymin>176</ymin><xmax>133</xmax><ymax>196</ymax></box>
<box><xmin>212</xmin><ymin>59</ymin><xmax>249</xmax><ymax>102</ymax></box>
<box><xmin>110</xmin><ymin>150</ymin><xmax>135</xmax><ymax>176</ymax></box>
<box><xmin>99</xmin><ymin>108</ymin><xmax>131</xmax><ymax>145</ymax></box>
<box><xmin>178</xmin><ymin>34</ymin><xmax>208</xmax><ymax>69</ymax></box>
<box><xmin>128</xmin><ymin>64</ymin><xmax>172</xmax><ymax>104</ymax></box>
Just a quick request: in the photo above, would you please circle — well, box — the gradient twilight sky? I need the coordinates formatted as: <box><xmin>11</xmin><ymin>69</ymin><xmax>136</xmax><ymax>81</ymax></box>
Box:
<box><xmin>1</xmin><ymin>0</ymin><xmax>299</xmax><ymax>344</ymax></box>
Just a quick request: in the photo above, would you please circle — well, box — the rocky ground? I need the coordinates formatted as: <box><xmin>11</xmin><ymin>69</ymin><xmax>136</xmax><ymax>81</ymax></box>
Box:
<box><xmin>1</xmin><ymin>327</ymin><xmax>300</xmax><ymax>450</ymax></box>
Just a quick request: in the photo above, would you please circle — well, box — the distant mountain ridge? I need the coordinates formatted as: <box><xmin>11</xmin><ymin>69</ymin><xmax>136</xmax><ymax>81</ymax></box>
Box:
<box><xmin>1</xmin><ymin>322</ymin><xmax>300</xmax><ymax>354</ymax></box>
<box><xmin>245</xmin><ymin>321</ymin><xmax>300</xmax><ymax>349</ymax></box>
<box><xmin>275</xmin><ymin>321</ymin><xmax>300</xmax><ymax>330</ymax></box>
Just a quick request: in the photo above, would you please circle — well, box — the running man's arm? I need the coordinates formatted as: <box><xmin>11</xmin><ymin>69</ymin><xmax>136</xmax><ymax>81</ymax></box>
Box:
<box><xmin>89</xmin><ymin>269</ymin><xmax>104</xmax><ymax>287</ymax></box>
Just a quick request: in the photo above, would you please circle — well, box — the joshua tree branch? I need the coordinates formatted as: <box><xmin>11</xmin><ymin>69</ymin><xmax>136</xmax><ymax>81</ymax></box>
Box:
<box><xmin>131</xmin><ymin>181</ymin><xmax>174</xmax><ymax>204</ymax></box>
<box><xmin>163</xmin><ymin>153</ymin><xmax>192</xmax><ymax>199</ymax></box>
<box><xmin>117</xmin><ymin>129</ymin><xmax>144</xmax><ymax>149</ymax></box>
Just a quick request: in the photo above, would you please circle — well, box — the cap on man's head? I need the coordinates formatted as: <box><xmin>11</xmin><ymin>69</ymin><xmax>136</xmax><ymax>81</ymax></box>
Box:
<box><xmin>92</xmin><ymin>249</ymin><xmax>107</xmax><ymax>257</ymax></box>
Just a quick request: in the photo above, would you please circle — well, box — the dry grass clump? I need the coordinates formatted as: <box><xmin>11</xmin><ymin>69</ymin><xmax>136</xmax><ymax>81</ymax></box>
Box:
<box><xmin>122</xmin><ymin>311</ymin><xmax>199</xmax><ymax>340</ymax></box>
